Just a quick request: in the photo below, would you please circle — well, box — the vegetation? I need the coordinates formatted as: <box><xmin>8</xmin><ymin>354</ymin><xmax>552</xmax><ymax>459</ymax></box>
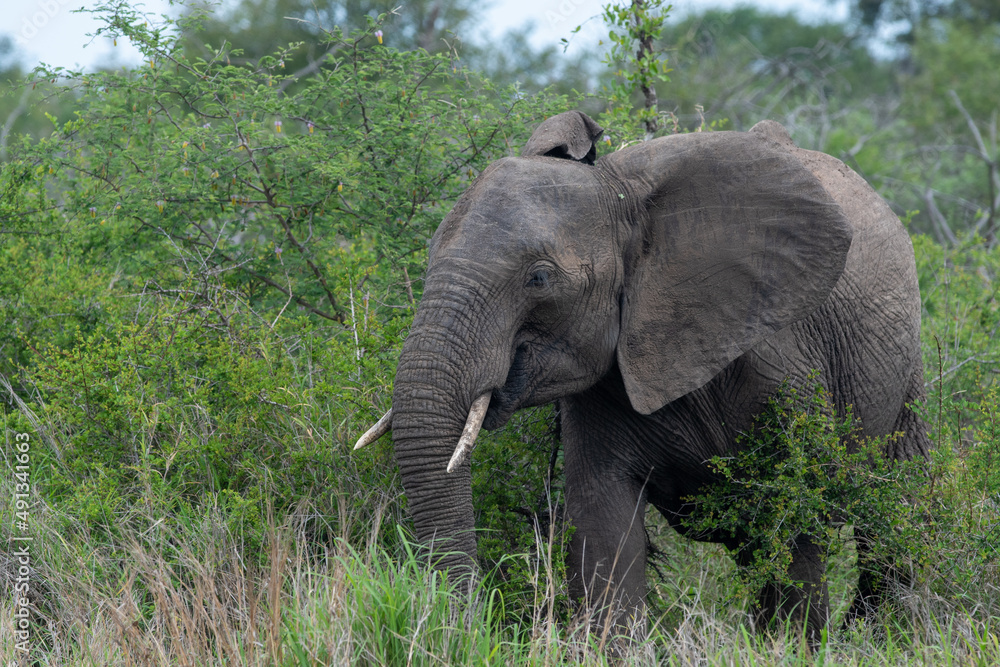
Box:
<box><xmin>1</xmin><ymin>0</ymin><xmax>1000</xmax><ymax>663</ymax></box>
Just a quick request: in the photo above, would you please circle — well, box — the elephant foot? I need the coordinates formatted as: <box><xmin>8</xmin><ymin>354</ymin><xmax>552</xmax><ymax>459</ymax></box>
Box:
<box><xmin>843</xmin><ymin>565</ymin><xmax>908</xmax><ymax>630</ymax></box>
<box><xmin>845</xmin><ymin>530</ymin><xmax>912</xmax><ymax>629</ymax></box>
<box><xmin>754</xmin><ymin>579</ymin><xmax>830</xmax><ymax>645</ymax></box>
<box><xmin>748</xmin><ymin>535</ymin><xmax>830</xmax><ymax>644</ymax></box>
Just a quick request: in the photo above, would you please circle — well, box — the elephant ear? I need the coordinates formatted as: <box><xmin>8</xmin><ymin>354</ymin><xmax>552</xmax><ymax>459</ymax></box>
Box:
<box><xmin>521</xmin><ymin>111</ymin><xmax>604</xmax><ymax>165</ymax></box>
<box><xmin>613</xmin><ymin>127</ymin><xmax>853</xmax><ymax>415</ymax></box>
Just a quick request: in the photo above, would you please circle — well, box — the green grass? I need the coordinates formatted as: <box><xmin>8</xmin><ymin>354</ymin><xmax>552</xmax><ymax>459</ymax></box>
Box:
<box><xmin>4</xmin><ymin>482</ymin><xmax>1000</xmax><ymax>665</ymax></box>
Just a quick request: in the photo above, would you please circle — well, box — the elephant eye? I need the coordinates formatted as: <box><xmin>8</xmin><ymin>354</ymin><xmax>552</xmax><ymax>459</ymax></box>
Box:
<box><xmin>526</xmin><ymin>269</ymin><xmax>550</xmax><ymax>289</ymax></box>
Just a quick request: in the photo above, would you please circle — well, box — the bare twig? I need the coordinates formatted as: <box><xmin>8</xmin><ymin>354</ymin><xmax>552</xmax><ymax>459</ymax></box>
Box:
<box><xmin>401</xmin><ymin>266</ymin><xmax>416</xmax><ymax>309</ymax></box>
<box><xmin>923</xmin><ymin>188</ymin><xmax>959</xmax><ymax>245</ymax></box>
<box><xmin>924</xmin><ymin>353</ymin><xmax>998</xmax><ymax>388</ymax></box>
<box><xmin>349</xmin><ymin>284</ymin><xmax>361</xmax><ymax>363</ymax></box>
<box><xmin>0</xmin><ymin>85</ymin><xmax>32</xmax><ymax>161</ymax></box>
<box><xmin>949</xmin><ymin>89</ymin><xmax>999</xmax><ymax>242</ymax></box>
<box><xmin>271</xmin><ymin>273</ymin><xmax>295</xmax><ymax>329</ymax></box>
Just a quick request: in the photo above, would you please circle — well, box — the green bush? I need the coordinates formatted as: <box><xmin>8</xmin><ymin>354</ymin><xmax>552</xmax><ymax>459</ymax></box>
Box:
<box><xmin>680</xmin><ymin>378</ymin><xmax>922</xmax><ymax>598</ymax></box>
<box><xmin>914</xmin><ymin>234</ymin><xmax>1000</xmax><ymax>430</ymax></box>
<box><xmin>4</xmin><ymin>303</ymin><xmax>404</xmax><ymax>558</ymax></box>
<box><xmin>678</xmin><ymin>372</ymin><xmax>1000</xmax><ymax>621</ymax></box>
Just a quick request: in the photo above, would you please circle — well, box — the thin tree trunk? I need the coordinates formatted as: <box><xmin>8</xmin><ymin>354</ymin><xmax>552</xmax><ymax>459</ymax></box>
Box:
<box><xmin>632</xmin><ymin>0</ymin><xmax>658</xmax><ymax>141</ymax></box>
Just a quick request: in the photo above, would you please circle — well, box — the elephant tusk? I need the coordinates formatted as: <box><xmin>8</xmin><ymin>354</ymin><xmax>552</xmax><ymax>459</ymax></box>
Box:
<box><xmin>446</xmin><ymin>393</ymin><xmax>491</xmax><ymax>473</ymax></box>
<box><xmin>354</xmin><ymin>408</ymin><xmax>393</xmax><ymax>450</ymax></box>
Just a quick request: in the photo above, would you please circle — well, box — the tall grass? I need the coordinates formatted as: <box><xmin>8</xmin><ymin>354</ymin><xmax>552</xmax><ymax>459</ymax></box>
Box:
<box><xmin>4</xmin><ymin>479</ymin><xmax>1000</xmax><ymax>665</ymax></box>
<box><xmin>0</xmin><ymin>484</ymin><xmax>637</xmax><ymax>665</ymax></box>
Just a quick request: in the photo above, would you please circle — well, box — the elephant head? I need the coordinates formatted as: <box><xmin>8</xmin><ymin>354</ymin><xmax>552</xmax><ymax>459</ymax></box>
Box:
<box><xmin>357</xmin><ymin>111</ymin><xmax>852</xmax><ymax>576</ymax></box>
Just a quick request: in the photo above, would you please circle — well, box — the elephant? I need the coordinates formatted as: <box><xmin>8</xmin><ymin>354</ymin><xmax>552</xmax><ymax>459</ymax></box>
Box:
<box><xmin>355</xmin><ymin>111</ymin><xmax>930</xmax><ymax>638</ymax></box>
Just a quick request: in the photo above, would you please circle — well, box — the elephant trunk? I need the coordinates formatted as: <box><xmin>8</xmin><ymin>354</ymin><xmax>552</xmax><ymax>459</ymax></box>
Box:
<box><xmin>390</xmin><ymin>284</ymin><xmax>508</xmax><ymax>575</ymax></box>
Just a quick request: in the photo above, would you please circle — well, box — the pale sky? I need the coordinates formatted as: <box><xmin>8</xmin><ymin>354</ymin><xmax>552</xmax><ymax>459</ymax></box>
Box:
<box><xmin>1</xmin><ymin>0</ymin><xmax>849</xmax><ymax>71</ymax></box>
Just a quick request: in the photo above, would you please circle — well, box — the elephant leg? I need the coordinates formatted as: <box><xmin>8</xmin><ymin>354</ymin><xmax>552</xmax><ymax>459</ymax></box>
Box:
<box><xmin>847</xmin><ymin>368</ymin><xmax>928</xmax><ymax>624</ymax></box>
<box><xmin>845</xmin><ymin>529</ymin><xmax>909</xmax><ymax>625</ymax></box>
<box><xmin>751</xmin><ymin>534</ymin><xmax>830</xmax><ymax>641</ymax></box>
<box><xmin>564</xmin><ymin>441</ymin><xmax>648</xmax><ymax>638</ymax></box>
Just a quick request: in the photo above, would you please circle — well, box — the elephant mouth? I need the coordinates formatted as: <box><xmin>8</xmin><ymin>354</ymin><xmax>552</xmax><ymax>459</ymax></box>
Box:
<box><xmin>483</xmin><ymin>343</ymin><xmax>537</xmax><ymax>430</ymax></box>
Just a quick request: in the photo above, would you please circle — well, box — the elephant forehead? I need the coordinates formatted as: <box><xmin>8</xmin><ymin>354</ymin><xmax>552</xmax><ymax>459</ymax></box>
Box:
<box><xmin>479</xmin><ymin>157</ymin><xmax>601</xmax><ymax>207</ymax></box>
<box><xmin>438</xmin><ymin>158</ymin><xmax>606</xmax><ymax>250</ymax></box>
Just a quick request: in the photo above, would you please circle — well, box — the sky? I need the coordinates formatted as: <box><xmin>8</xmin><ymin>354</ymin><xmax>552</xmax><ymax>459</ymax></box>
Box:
<box><xmin>2</xmin><ymin>0</ymin><xmax>850</xmax><ymax>72</ymax></box>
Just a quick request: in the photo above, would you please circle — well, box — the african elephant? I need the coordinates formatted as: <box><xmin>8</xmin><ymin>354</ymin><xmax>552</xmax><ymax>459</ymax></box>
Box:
<box><xmin>356</xmin><ymin>111</ymin><xmax>930</xmax><ymax>637</ymax></box>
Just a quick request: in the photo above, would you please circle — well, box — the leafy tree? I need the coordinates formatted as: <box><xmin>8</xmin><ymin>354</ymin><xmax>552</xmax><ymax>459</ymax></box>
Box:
<box><xmin>845</xmin><ymin>0</ymin><xmax>1000</xmax><ymax>40</ymax></box>
<box><xmin>180</xmin><ymin>0</ymin><xmax>478</xmax><ymax>66</ymax></box>
<box><xmin>655</xmin><ymin>8</ymin><xmax>890</xmax><ymax>136</ymax></box>
<box><xmin>904</xmin><ymin>23</ymin><xmax>1000</xmax><ymax>131</ymax></box>
<box><xmin>0</xmin><ymin>37</ymin><xmax>81</xmax><ymax>161</ymax></box>
<box><xmin>177</xmin><ymin>0</ymin><xmax>598</xmax><ymax>97</ymax></box>
<box><xmin>6</xmin><ymin>1</ymin><xmax>562</xmax><ymax>329</ymax></box>
<box><xmin>858</xmin><ymin>21</ymin><xmax>1000</xmax><ymax>242</ymax></box>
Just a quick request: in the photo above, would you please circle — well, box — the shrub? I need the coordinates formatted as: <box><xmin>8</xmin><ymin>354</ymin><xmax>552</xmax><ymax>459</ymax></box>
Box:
<box><xmin>678</xmin><ymin>373</ymin><xmax>1000</xmax><ymax>625</ymax></box>
<box><xmin>680</xmin><ymin>378</ymin><xmax>921</xmax><ymax>599</ymax></box>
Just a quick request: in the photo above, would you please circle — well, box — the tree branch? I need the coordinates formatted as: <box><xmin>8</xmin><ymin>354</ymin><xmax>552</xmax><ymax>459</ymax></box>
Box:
<box><xmin>949</xmin><ymin>89</ymin><xmax>999</xmax><ymax>242</ymax></box>
<box><xmin>0</xmin><ymin>86</ymin><xmax>33</xmax><ymax>162</ymax></box>
<box><xmin>923</xmin><ymin>187</ymin><xmax>958</xmax><ymax>245</ymax></box>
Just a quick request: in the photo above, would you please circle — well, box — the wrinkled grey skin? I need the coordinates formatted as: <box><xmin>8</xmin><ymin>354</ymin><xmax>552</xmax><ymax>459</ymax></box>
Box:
<box><xmin>389</xmin><ymin>111</ymin><xmax>930</xmax><ymax>637</ymax></box>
